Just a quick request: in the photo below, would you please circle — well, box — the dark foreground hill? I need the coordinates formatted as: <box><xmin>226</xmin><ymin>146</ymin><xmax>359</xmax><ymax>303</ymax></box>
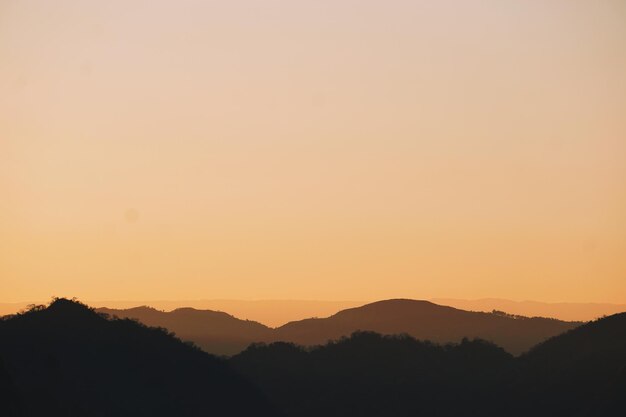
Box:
<box><xmin>0</xmin><ymin>299</ymin><xmax>280</xmax><ymax>417</ymax></box>
<box><xmin>98</xmin><ymin>299</ymin><xmax>580</xmax><ymax>356</ymax></box>
<box><xmin>98</xmin><ymin>306</ymin><xmax>272</xmax><ymax>355</ymax></box>
<box><xmin>514</xmin><ymin>311</ymin><xmax>626</xmax><ymax>416</ymax></box>
<box><xmin>233</xmin><ymin>333</ymin><xmax>513</xmax><ymax>417</ymax></box>
<box><xmin>232</xmin><ymin>312</ymin><xmax>626</xmax><ymax>417</ymax></box>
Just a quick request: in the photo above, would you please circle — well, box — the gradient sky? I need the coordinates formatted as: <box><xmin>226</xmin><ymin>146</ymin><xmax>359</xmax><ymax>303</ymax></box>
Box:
<box><xmin>1</xmin><ymin>0</ymin><xmax>625</xmax><ymax>303</ymax></box>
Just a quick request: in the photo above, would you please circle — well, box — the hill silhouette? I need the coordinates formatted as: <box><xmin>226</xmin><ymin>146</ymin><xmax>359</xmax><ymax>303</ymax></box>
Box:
<box><xmin>232</xmin><ymin>312</ymin><xmax>626</xmax><ymax>417</ymax></box>
<box><xmin>98</xmin><ymin>306</ymin><xmax>272</xmax><ymax>355</ymax></box>
<box><xmin>273</xmin><ymin>299</ymin><xmax>579</xmax><ymax>355</ymax></box>
<box><xmin>513</xmin><ymin>312</ymin><xmax>626</xmax><ymax>416</ymax></box>
<box><xmin>96</xmin><ymin>299</ymin><xmax>579</xmax><ymax>356</ymax></box>
<box><xmin>232</xmin><ymin>332</ymin><xmax>513</xmax><ymax>417</ymax></box>
<box><xmin>0</xmin><ymin>298</ymin><xmax>280</xmax><ymax>417</ymax></box>
<box><xmin>1</xmin><ymin>298</ymin><xmax>622</xmax><ymax>416</ymax></box>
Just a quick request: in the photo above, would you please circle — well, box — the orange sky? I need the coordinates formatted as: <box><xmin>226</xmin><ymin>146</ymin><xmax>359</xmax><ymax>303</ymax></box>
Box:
<box><xmin>1</xmin><ymin>0</ymin><xmax>625</xmax><ymax>304</ymax></box>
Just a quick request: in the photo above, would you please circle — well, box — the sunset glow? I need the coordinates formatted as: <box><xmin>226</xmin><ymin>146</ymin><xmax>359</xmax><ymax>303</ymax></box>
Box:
<box><xmin>2</xmin><ymin>0</ymin><xmax>625</xmax><ymax>305</ymax></box>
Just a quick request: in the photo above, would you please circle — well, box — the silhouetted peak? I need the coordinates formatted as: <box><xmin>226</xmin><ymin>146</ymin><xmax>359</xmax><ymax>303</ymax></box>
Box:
<box><xmin>335</xmin><ymin>298</ymin><xmax>452</xmax><ymax>317</ymax></box>
<box><xmin>172</xmin><ymin>307</ymin><xmax>215</xmax><ymax>314</ymax></box>
<box><xmin>125</xmin><ymin>306</ymin><xmax>161</xmax><ymax>314</ymax></box>
<box><xmin>47</xmin><ymin>298</ymin><xmax>90</xmax><ymax>312</ymax></box>
<box><xmin>364</xmin><ymin>299</ymin><xmax>439</xmax><ymax>308</ymax></box>
<box><xmin>0</xmin><ymin>299</ymin><xmax>282</xmax><ymax>417</ymax></box>
<box><xmin>44</xmin><ymin>298</ymin><xmax>99</xmax><ymax>321</ymax></box>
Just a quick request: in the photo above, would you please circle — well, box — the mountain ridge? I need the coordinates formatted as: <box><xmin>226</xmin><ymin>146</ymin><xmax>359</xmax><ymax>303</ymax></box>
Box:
<box><xmin>4</xmin><ymin>297</ymin><xmax>624</xmax><ymax>324</ymax></box>
<box><xmin>97</xmin><ymin>298</ymin><xmax>580</xmax><ymax>355</ymax></box>
<box><xmin>2</xmin><ymin>298</ymin><xmax>623</xmax><ymax>416</ymax></box>
<box><xmin>98</xmin><ymin>305</ymin><xmax>272</xmax><ymax>355</ymax></box>
<box><xmin>231</xmin><ymin>311</ymin><xmax>626</xmax><ymax>417</ymax></box>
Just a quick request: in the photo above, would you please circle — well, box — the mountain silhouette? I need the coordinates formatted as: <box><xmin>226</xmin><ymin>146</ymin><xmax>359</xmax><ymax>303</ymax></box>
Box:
<box><xmin>513</xmin><ymin>312</ymin><xmax>626</xmax><ymax>416</ymax></box>
<box><xmin>232</xmin><ymin>332</ymin><xmax>513</xmax><ymax>417</ymax></box>
<box><xmin>0</xmin><ymin>298</ymin><xmax>280</xmax><ymax>417</ymax></box>
<box><xmin>98</xmin><ymin>306</ymin><xmax>272</xmax><ymax>355</ymax></box>
<box><xmin>272</xmin><ymin>299</ymin><xmax>579</xmax><ymax>355</ymax></box>
<box><xmin>232</xmin><ymin>312</ymin><xmax>626</xmax><ymax>417</ymax></box>
<box><xmin>95</xmin><ymin>299</ymin><xmax>579</xmax><ymax>356</ymax></box>
<box><xmin>2</xmin><ymin>298</ymin><xmax>622</xmax><ymax>416</ymax></box>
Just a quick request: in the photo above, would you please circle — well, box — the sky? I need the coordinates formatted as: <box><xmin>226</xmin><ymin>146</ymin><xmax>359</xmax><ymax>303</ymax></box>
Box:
<box><xmin>1</xmin><ymin>0</ymin><xmax>625</xmax><ymax>304</ymax></box>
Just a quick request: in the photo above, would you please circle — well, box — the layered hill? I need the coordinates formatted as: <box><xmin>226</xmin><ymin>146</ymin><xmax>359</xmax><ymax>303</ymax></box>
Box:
<box><xmin>98</xmin><ymin>299</ymin><xmax>580</xmax><ymax>355</ymax></box>
<box><xmin>232</xmin><ymin>333</ymin><xmax>513</xmax><ymax>417</ymax></box>
<box><xmin>232</xmin><ymin>312</ymin><xmax>626</xmax><ymax>417</ymax></box>
<box><xmin>0</xmin><ymin>299</ymin><xmax>280</xmax><ymax>417</ymax></box>
<box><xmin>513</xmin><ymin>312</ymin><xmax>626</xmax><ymax>416</ymax></box>
<box><xmin>273</xmin><ymin>299</ymin><xmax>579</xmax><ymax>355</ymax></box>
<box><xmin>1</xmin><ymin>298</ymin><xmax>621</xmax><ymax>416</ymax></box>
<box><xmin>98</xmin><ymin>306</ymin><xmax>271</xmax><ymax>355</ymax></box>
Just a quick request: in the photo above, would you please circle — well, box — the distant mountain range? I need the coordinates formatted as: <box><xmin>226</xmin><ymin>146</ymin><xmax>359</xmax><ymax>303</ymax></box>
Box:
<box><xmin>432</xmin><ymin>298</ymin><xmax>626</xmax><ymax>322</ymax></box>
<box><xmin>3</xmin><ymin>298</ymin><xmax>624</xmax><ymax>324</ymax></box>
<box><xmin>2</xmin><ymin>299</ymin><xmax>624</xmax><ymax>416</ymax></box>
<box><xmin>99</xmin><ymin>299</ymin><xmax>580</xmax><ymax>355</ymax></box>
<box><xmin>0</xmin><ymin>300</ymin><xmax>363</xmax><ymax>326</ymax></box>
